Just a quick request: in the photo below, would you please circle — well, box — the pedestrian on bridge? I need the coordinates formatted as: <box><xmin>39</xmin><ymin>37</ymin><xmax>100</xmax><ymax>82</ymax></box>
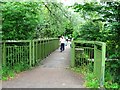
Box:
<box><xmin>60</xmin><ymin>36</ymin><xmax>65</xmax><ymax>52</ymax></box>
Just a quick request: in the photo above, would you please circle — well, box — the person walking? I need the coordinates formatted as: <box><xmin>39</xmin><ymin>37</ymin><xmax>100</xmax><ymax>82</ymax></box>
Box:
<box><xmin>60</xmin><ymin>36</ymin><xmax>65</xmax><ymax>52</ymax></box>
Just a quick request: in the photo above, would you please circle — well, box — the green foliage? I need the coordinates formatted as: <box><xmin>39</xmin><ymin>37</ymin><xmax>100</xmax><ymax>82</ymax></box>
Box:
<box><xmin>105</xmin><ymin>61</ymin><xmax>120</xmax><ymax>88</ymax></box>
<box><xmin>2</xmin><ymin>62</ymin><xmax>30</xmax><ymax>81</ymax></box>
<box><xmin>2</xmin><ymin>2</ymin><xmax>42</xmax><ymax>40</ymax></box>
<box><xmin>85</xmin><ymin>73</ymin><xmax>99</xmax><ymax>88</ymax></box>
<box><xmin>72</xmin><ymin>2</ymin><xmax>120</xmax><ymax>57</ymax></box>
<box><xmin>1</xmin><ymin>1</ymin><xmax>120</xmax><ymax>88</ymax></box>
<box><xmin>2</xmin><ymin>2</ymin><xmax>73</xmax><ymax>80</ymax></box>
<box><xmin>71</xmin><ymin>66</ymin><xmax>119</xmax><ymax>88</ymax></box>
<box><xmin>2</xmin><ymin>2</ymin><xmax>73</xmax><ymax>40</ymax></box>
<box><xmin>71</xmin><ymin>66</ymin><xmax>99</xmax><ymax>88</ymax></box>
<box><xmin>2</xmin><ymin>66</ymin><xmax>15</xmax><ymax>80</ymax></box>
<box><xmin>76</xmin><ymin>21</ymin><xmax>105</xmax><ymax>41</ymax></box>
<box><xmin>104</xmin><ymin>82</ymin><xmax>118</xmax><ymax>89</ymax></box>
<box><xmin>2</xmin><ymin>39</ymin><xmax>59</xmax><ymax>81</ymax></box>
<box><xmin>72</xmin><ymin>2</ymin><xmax>120</xmax><ymax>87</ymax></box>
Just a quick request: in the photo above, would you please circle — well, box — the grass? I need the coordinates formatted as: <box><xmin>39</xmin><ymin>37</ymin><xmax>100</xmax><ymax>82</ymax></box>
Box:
<box><xmin>71</xmin><ymin>65</ymin><xmax>99</xmax><ymax>88</ymax></box>
<box><xmin>70</xmin><ymin>65</ymin><xmax>119</xmax><ymax>89</ymax></box>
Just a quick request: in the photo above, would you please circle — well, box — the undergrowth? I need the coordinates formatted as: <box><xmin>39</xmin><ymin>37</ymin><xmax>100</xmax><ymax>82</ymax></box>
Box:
<box><xmin>71</xmin><ymin>65</ymin><xmax>119</xmax><ymax>89</ymax></box>
<box><xmin>1</xmin><ymin>62</ymin><xmax>31</xmax><ymax>81</ymax></box>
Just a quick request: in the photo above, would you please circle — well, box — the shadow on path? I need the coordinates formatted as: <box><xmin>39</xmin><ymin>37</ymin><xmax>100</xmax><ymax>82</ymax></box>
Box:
<box><xmin>2</xmin><ymin>45</ymin><xmax>85</xmax><ymax>88</ymax></box>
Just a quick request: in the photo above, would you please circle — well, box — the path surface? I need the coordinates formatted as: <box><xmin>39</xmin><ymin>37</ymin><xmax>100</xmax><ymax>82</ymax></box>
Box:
<box><xmin>2</xmin><ymin>45</ymin><xmax>85</xmax><ymax>88</ymax></box>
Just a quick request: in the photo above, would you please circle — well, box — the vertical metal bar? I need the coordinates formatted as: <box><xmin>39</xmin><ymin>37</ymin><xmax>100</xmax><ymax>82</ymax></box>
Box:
<box><xmin>26</xmin><ymin>46</ymin><xmax>28</xmax><ymax>64</ymax></box>
<box><xmin>39</xmin><ymin>41</ymin><xmax>40</xmax><ymax>60</ymax></box>
<box><xmin>71</xmin><ymin>41</ymin><xmax>75</xmax><ymax>67</ymax></box>
<box><xmin>20</xmin><ymin>46</ymin><xmax>21</xmax><ymax>64</ymax></box>
<box><xmin>7</xmin><ymin>47</ymin><xmax>9</xmax><ymax>67</ymax></box>
<box><xmin>100</xmin><ymin>43</ymin><xmax>106</xmax><ymax>88</ymax></box>
<box><xmin>46</xmin><ymin>40</ymin><xmax>47</xmax><ymax>57</ymax></box>
<box><xmin>44</xmin><ymin>40</ymin><xmax>46</xmax><ymax>58</ymax></box>
<box><xmin>8</xmin><ymin>46</ymin><xmax>10</xmax><ymax>66</ymax></box>
<box><xmin>94</xmin><ymin>44</ymin><xmax>97</xmax><ymax>74</ymax></box>
<box><xmin>3</xmin><ymin>42</ymin><xmax>6</xmax><ymax>66</ymax></box>
<box><xmin>18</xmin><ymin>46</ymin><xmax>19</xmax><ymax>64</ymax></box>
<box><xmin>21</xmin><ymin>46</ymin><xmax>23</xmax><ymax>64</ymax></box>
<box><xmin>32</xmin><ymin>40</ymin><xmax>35</xmax><ymax>66</ymax></box>
<box><xmin>81</xmin><ymin>52</ymin><xmax>83</xmax><ymax>66</ymax></box>
<box><xmin>43</xmin><ymin>40</ymin><xmax>45</xmax><ymax>57</ymax></box>
<box><xmin>42</xmin><ymin>40</ymin><xmax>43</xmax><ymax>59</ymax></box>
<box><xmin>36</xmin><ymin>41</ymin><xmax>38</xmax><ymax>62</ymax></box>
<box><xmin>26</xmin><ymin>46</ymin><xmax>27</xmax><ymax>64</ymax></box>
<box><xmin>41</xmin><ymin>40</ymin><xmax>42</xmax><ymax>59</ymax></box>
<box><xmin>86</xmin><ymin>48</ymin><xmax>88</xmax><ymax>65</ymax></box>
<box><xmin>48</xmin><ymin>39</ymin><xmax>50</xmax><ymax>55</ymax></box>
<box><xmin>38</xmin><ymin>41</ymin><xmax>40</xmax><ymax>61</ymax></box>
<box><xmin>28</xmin><ymin>46</ymin><xmax>29</xmax><ymax>65</ymax></box>
<box><xmin>79</xmin><ymin>52</ymin><xmax>81</xmax><ymax>66</ymax></box>
<box><xmin>10</xmin><ymin>47</ymin><xmax>13</xmax><ymax>67</ymax></box>
<box><xmin>47</xmin><ymin>39</ymin><xmax>48</xmax><ymax>55</ymax></box>
<box><xmin>40</xmin><ymin>40</ymin><xmax>42</xmax><ymax>60</ymax></box>
<box><xmin>42</xmin><ymin>40</ymin><xmax>44</xmax><ymax>59</ymax></box>
<box><xmin>46</xmin><ymin>40</ymin><xmax>47</xmax><ymax>56</ymax></box>
<box><xmin>15</xmin><ymin>46</ymin><xmax>17</xmax><ymax>65</ymax></box>
<box><xmin>9</xmin><ymin>46</ymin><xmax>11</xmax><ymax>66</ymax></box>
<box><xmin>12</xmin><ymin>46</ymin><xmax>14</xmax><ymax>66</ymax></box>
<box><xmin>50</xmin><ymin>39</ymin><xmax>51</xmax><ymax>53</ymax></box>
<box><xmin>16</xmin><ymin>46</ymin><xmax>17</xmax><ymax>65</ymax></box>
<box><xmin>29</xmin><ymin>40</ymin><xmax>32</xmax><ymax>66</ymax></box>
<box><xmin>85</xmin><ymin>48</ymin><xmax>87</xmax><ymax>65</ymax></box>
<box><xmin>88</xmin><ymin>48</ymin><xmax>91</xmax><ymax>66</ymax></box>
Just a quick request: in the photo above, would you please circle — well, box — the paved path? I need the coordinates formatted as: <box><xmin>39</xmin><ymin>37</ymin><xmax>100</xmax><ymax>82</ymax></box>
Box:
<box><xmin>2</xmin><ymin>45</ymin><xmax>85</xmax><ymax>88</ymax></box>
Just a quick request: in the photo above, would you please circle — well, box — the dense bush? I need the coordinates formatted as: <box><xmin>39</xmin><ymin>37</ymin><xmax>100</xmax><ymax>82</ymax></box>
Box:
<box><xmin>72</xmin><ymin>1</ymin><xmax>120</xmax><ymax>88</ymax></box>
<box><xmin>2</xmin><ymin>2</ymin><xmax>42</xmax><ymax>40</ymax></box>
<box><xmin>2</xmin><ymin>2</ymin><xmax>73</xmax><ymax>40</ymax></box>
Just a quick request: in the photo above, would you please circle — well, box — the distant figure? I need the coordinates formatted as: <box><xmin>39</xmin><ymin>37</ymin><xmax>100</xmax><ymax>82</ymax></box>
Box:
<box><xmin>68</xmin><ymin>39</ymin><xmax>72</xmax><ymax>48</ymax></box>
<box><xmin>60</xmin><ymin>36</ymin><xmax>65</xmax><ymax>52</ymax></box>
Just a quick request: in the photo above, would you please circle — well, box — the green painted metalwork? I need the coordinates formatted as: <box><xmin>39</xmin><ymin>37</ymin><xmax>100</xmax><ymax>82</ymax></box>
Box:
<box><xmin>2</xmin><ymin>38</ymin><xmax>59</xmax><ymax>70</ymax></box>
<box><xmin>71</xmin><ymin>40</ymin><xmax>106</xmax><ymax>87</ymax></box>
<box><xmin>71</xmin><ymin>41</ymin><xmax>75</xmax><ymax>67</ymax></box>
<box><xmin>29</xmin><ymin>40</ymin><xmax>32</xmax><ymax>66</ymax></box>
<box><xmin>3</xmin><ymin>42</ymin><xmax>6</xmax><ymax>66</ymax></box>
<box><xmin>94</xmin><ymin>42</ymin><xmax>106</xmax><ymax>87</ymax></box>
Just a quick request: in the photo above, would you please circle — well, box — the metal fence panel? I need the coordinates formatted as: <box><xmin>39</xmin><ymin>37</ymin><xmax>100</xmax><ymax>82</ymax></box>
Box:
<box><xmin>71</xmin><ymin>40</ymin><xmax>106</xmax><ymax>87</ymax></box>
<box><xmin>2</xmin><ymin>38</ymin><xmax>59</xmax><ymax>71</ymax></box>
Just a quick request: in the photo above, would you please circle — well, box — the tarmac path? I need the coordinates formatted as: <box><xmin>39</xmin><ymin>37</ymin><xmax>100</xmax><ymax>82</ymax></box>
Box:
<box><xmin>2</xmin><ymin>45</ymin><xmax>85</xmax><ymax>88</ymax></box>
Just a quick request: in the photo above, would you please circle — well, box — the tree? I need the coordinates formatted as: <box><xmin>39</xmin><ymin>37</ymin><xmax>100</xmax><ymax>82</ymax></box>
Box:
<box><xmin>2</xmin><ymin>2</ymin><xmax>73</xmax><ymax>40</ymax></box>
<box><xmin>2</xmin><ymin>2</ymin><xmax>42</xmax><ymax>40</ymax></box>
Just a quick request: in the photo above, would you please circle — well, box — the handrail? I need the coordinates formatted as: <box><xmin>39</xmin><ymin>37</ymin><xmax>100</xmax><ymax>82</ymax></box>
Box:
<box><xmin>1</xmin><ymin>38</ymin><xmax>58</xmax><ymax>43</ymax></box>
<box><xmin>74</xmin><ymin>40</ymin><xmax>105</xmax><ymax>46</ymax></box>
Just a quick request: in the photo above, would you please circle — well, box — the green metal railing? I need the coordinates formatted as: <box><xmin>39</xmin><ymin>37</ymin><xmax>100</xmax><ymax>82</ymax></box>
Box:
<box><xmin>71</xmin><ymin>40</ymin><xmax>106</xmax><ymax>87</ymax></box>
<box><xmin>2</xmin><ymin>38</ymin><xmax>59</xmax><ymax>68</ymax></box>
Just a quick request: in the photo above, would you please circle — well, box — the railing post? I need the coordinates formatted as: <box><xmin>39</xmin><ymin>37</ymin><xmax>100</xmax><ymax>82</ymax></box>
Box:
<box><xmin>32</xmin><ymin>40</ymin><xmax>35</xmax><ymax>66</ymax></box>
<box><xmin>29</xmin><ymin>40</ymin><xmax>32</xmax><ymax>66</ymax></box>
<box><xmin>39</xmin><ymin>40</ymin><xmax>42</xmax><ymax>60</ymax></box>
<box><xmin>100</xmin><ymin>43</ymin><xmax>106</xmax><ymax>88</ymax></box>
<box><xmin>0</xmin><ymin>42</ymin><xmax>2</xmax><ymax>68</ymax></box>
<box><xmin>35</xmin><ymin>41</ymin><xmax>38</xmax><ymax>63</ymax></box>
<box><xmin>71</xmin><ymin>41</ymin><xmax>75</xmax><ymax>67</ymax></box>
<box><xmin>3</xmin><ymin>42</ymin><xmax>6</xmax><ymax>66</ymax></box>
<box><xmin>94</xmin><ymin>44</ymin><xmax>97</xmax><ymax>75</ymax></box>
<box><xmin>94</xmin><ymin>42</ymin><xmax>106</xmax><ymax>88</ymax></box>
<box><xmin>41</xmin><ymin>40</ymin><xmax>43</xmax><ymax>60</ymax></box>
